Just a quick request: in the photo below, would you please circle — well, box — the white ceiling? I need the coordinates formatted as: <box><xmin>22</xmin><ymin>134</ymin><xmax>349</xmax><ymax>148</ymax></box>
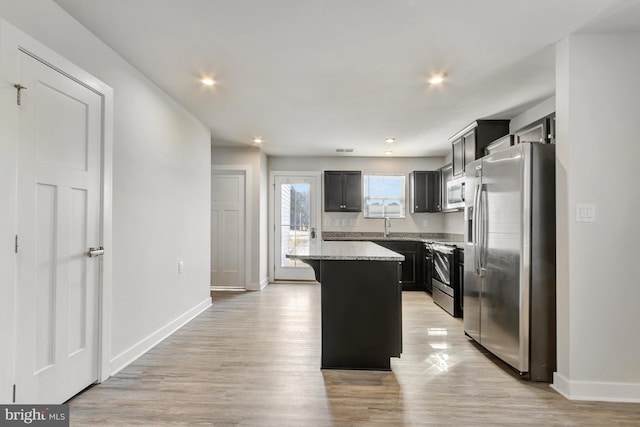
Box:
<box><xmin>53</xmin><ymin>0</ymin><xmax>640</xmax><ymax>157</ymax></box>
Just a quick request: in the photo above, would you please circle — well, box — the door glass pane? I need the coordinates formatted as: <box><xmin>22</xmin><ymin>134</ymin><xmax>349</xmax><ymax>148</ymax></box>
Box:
<box><xmin>280</xmin><ymin>183</ymin><xmax>311</xmax><ymax>268</ymax></box>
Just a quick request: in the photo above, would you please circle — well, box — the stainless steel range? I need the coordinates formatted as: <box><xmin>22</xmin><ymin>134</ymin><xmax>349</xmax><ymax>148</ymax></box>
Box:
<box><xmin>431</xmin><ymin>243</ymin><xmax>462</xmax><ymax>318</ymax></box>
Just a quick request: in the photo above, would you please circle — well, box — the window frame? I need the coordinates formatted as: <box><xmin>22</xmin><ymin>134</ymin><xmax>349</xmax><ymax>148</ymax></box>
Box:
<box><xmin>362</xmin><ymin>173</ymin><xmax>407</xmax><ymax>219</ymax></box>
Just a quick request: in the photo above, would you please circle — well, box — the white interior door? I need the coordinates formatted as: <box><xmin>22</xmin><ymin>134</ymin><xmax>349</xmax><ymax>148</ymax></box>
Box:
<box><xmin>211</xmin><ymin>172</ymin><xmax>245</xmax><ymax>288</ymax></box>
<box><xmin>274</xmin><ymin>175</ymin><xmax>319</xmax><ymax>281</ymax></box>
<box><xmin>14</xmin><ymin>51</ymin><xmax>102</xmax><ymax>403</ymax></box>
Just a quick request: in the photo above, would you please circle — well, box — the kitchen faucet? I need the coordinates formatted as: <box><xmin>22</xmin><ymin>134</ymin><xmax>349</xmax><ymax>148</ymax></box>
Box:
<box><xmin>383</xmin><ymin>216</ymin><xmax>391</xmax><ymax>238</ymax></box>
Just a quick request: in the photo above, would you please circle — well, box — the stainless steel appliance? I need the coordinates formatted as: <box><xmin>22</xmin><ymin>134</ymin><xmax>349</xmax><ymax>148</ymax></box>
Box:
<box><xmin>464</xmin><ymin>142</ymin><xmax>556</xmax><ymax>381</ymax></box>
<box><xmin>445</xmin><ymin>177</ymin><xmax>465</xmax><ymax>210</ymax></box>
<box><xmin>431</xmin><ymin>243</ymin><xmax>462</xmax><ymax>317</ymax></box>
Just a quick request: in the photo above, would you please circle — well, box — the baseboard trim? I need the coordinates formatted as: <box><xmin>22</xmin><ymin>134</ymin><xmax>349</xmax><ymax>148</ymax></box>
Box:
<box><xmin>211</xmin><ymin>286</ymin><xmax>245</xmax><ymax>291</ymax></box>
<box><xmin>552</xmin><ymin>372</ymin><xmax>640</xmax><ymax>402</ymax></box>
<box><xmin>109</xmin><ymin>298</ymin><xmax>212</xmax><ymax>376</ymax></box>
<box><xmin>245</xmin><ymin>276</ymin><xmax>269</xmax><ymax>291</ymax></box>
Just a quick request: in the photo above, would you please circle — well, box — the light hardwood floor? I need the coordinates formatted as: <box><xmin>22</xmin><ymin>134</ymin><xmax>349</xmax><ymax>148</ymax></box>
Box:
<box><xmin>69</xmin><ymin>283</ymin><xmax>640</xmax><ymax>426</ymax></box>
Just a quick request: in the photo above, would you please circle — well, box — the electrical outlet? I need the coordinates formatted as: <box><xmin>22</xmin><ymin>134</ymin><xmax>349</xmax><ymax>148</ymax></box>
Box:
<box><xmin>178</xmin><ymin>261</ymin><xmax>184</xmax><ymax>274</ymax></box>
<box><xmin>576</xmin><ymin>203</ymin><xmax>596</xmax><ymax>223</ymax></box>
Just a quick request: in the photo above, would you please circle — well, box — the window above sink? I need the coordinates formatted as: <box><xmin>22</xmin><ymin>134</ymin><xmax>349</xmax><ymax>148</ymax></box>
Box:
<box><xmin>363</xmin><ymin>174</ymin><xmax>406</xmax><ymax>219</ymax></box>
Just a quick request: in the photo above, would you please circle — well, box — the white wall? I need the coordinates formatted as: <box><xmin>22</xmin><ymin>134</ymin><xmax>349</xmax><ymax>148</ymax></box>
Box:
<box><xmin>212</xmin><ymin>146</ymin><xmax>269</xmax><ymax>289</ymax></box>
<box><xmin>0</xmin><ymin>0</ymin><xmax>211</xmax><ymax>395</ymax></box>
<box><xmin>554</xmin><ymin>32</ymin><xmax>640</xmax><ymax>402</ymax></box>
<box><xmin>268</xmin><ymin>156</ymin><xmax>449</xmax><ymax>234</ymax></box>
<box><xmin>509</xmin><ymin>96</ymin><xmax>555</xmax><ymax>133</ymax></box>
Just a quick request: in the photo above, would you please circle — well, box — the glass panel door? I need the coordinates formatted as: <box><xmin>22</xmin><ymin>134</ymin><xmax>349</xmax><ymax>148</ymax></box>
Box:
<box><xmin>274</xmin><ymin>175</ymin><xmax>319</xmax><ymax>281</ymax></box>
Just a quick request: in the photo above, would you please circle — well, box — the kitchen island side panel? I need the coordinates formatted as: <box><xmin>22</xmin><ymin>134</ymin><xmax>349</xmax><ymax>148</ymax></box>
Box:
<box><xmin>320</xmin><ymin>259</ymin><xmax>402</xmax><ymax>370</ymax></box>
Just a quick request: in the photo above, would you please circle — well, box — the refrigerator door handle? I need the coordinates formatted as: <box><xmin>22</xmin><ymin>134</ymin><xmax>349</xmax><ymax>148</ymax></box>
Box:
<box><xmin>479</xmin><ymin>186</ymin><xmax>487</xmax><ymax>277</ymax></box>
<box><xmin>473</xmin><ymin>183</ymin><xmax>482</xmax><ymax>275</ymax></box>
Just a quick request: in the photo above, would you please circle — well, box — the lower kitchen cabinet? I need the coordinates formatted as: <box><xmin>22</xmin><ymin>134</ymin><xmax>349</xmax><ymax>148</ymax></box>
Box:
<box><xmin>374</xmin><ymin>240</ymin><xmax>423</xmax><ymax>291</ymax></box>
<box><xmin>423</xmin><ymin>243</ymin><xmax>433</xmax><ymax>293</ymax></box>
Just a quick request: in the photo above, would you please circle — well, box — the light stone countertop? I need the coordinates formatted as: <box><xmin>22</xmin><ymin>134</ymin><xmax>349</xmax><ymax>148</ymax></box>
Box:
<box><xmin>322</xmin><ymin>234</ymin><xmax>465</xmax><ymax>249</ymax></box>
<box><xmin>287</xmin><ymin>241</ymin><xmax>405</xmax><ymax>261</ymax></box>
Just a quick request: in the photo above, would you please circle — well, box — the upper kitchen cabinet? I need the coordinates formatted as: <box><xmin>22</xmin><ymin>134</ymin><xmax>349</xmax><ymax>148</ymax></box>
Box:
<box><xmin>410</xmin><ymin>171</ymin><xmax>441</xmax><ymax>213</ymax></box>
<box><xmin>514</xmin><ymin>113</ymin><xmax>556</xmax><ymax>144</ymax></box>
<box><xmin>324</xmin><ymin>171</ymin><xmax>362</xmax><ymax>212</ymax></box>
<box><xmin>485</xmin><ymin>134</ymin><xmax>515</xmax><ymax>156</ymax></box>
<box><xmin>450</xmin><ymin>120</ymin><xmax>510</xmax><ymax>177</ymax></box>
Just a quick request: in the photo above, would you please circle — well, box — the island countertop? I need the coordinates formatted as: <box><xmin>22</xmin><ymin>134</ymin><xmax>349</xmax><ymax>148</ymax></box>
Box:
<box><xmin>287</xmin><ymin>241</ymin><xmax>404</xmax><ymax>262</ymax></box>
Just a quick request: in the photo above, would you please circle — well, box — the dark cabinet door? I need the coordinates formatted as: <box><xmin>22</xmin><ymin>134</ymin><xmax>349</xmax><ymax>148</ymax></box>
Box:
<box><xmin>463</xmin><ymin>129</ymin><xmax>476</xmax><ymax>170</ymax></box>
<box><xmin>324</xmin><ymin>172</ymin><xmax>344</xmax><ymax>211</ymax></box>
<box><xmin>515</xmin><ymin>113</ymin><xmax>555</xmax><ymax>145</ymax></box>
<box><xmin>374</xmin><ymin>241</ymin><xmax>422</xmax><ymax>291</ymax></box>
<box><xmin>423</xmin><ymin>244</ymin><xmax>433</xmax><ymax>293</ymax></box>
<box><xmin>411</xmin><ymin>171</ymin><xmax>441</xmax><ymax>213</ymax></box>
<box><xmin>343</xmin><ymin>171</ymin><xmax>362</xmax><ymax>212</ymax></box>
<box><xmin>452</xmin><ymin>137</ymin><xmax>464</xmax><ymax>177</ymax></box>
<box><xmin>324</xmin><ymin>171</ymin><xmax>361</xmax><ymax>212</ymax></box>
<box><xmin>411</xmin><ymin>171</ymin><xmax>428</xmax><ymax>212</ymax></box>
<box><xmin>425</xmin><ymin>170</ymin><xmax>441</xmax><ymax>212</ymax></box>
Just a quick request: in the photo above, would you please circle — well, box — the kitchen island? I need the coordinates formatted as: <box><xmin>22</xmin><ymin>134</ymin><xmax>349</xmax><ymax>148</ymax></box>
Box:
<box><xmin>287</xmin><ymin>241</ymin><xmax>404</xmax><ymax>370</ymax></box>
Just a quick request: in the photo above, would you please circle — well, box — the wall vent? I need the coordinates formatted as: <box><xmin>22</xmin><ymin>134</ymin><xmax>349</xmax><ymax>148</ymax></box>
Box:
<box><xmin>336</xmin><ymin>148</ymin><xmax>354</xmax><ymax>153</ymax></box>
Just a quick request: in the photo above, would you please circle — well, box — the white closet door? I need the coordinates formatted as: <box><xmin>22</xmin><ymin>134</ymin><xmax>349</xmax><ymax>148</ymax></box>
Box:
<box><xmin>14</xmin><ymin>50</ymin><xmax>102</xmax><ymax>403</ymax></box>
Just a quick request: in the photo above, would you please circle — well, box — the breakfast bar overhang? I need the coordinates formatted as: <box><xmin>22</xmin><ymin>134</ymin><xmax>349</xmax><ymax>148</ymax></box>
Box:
<box><xmin>288</xmin><ymin>241</ymin><xmax>404</xmax><ymax>370</ymax></box>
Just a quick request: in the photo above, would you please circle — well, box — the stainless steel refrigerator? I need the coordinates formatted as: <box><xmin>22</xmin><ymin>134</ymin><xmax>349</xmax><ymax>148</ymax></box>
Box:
<box><xmin>463</xmin><ymin>142</ymin><xmax>556</xmax><ymax>381</ymax></box>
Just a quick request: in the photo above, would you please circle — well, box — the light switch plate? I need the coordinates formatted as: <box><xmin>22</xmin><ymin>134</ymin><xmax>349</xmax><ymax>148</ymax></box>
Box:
<box><xmin>576</xmin><ymin>203</ymin><xmax>596</xmax><ymax>223</ymax></box>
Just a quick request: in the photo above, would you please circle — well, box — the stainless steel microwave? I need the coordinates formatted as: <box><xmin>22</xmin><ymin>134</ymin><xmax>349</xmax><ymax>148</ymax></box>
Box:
<box><xmin>445</xmin><ymin>177</ymin><xmax>465</xmax><ymax>210</ymax></box>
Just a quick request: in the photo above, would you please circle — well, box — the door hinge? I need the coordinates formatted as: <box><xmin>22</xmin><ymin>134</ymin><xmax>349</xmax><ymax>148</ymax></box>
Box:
<box><xmin>14</xmin><ymin>235</ymin><xmax>18</xmax><ymax>253</ymax></box>
<box><xmin>14</xmin><ymin>84</ymin><xmax>27</xmax><ymax>106</ymax></box>
<box><xmin>13</xmin><ymin>384</ymin><xmax>16</xmax><ymax>403</ymax></box>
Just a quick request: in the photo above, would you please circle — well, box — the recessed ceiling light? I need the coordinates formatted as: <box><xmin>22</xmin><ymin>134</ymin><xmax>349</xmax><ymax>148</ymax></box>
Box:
<box><xmin>384</xmin><ymin>150</ymin><xmax>393</xmax><ymax>155</ymax></box>
<box><xmin>201</xmin><ymin>77</ymin><xmax>216</xmax><ymax>86</ymax></box>
<box><xmin>253</xmin><ymin>137</ymin><xmax>263</xmax><ymax>144</ymax></box>
<box><xmin>428</xmin><ymin>74</ymin><xmax>445</xmax><ymax>85</ymax></box>
<box><xmin>385</xmin><ymin>137</ymin><xmax>396</xmax><ymax>144</ymax></box>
